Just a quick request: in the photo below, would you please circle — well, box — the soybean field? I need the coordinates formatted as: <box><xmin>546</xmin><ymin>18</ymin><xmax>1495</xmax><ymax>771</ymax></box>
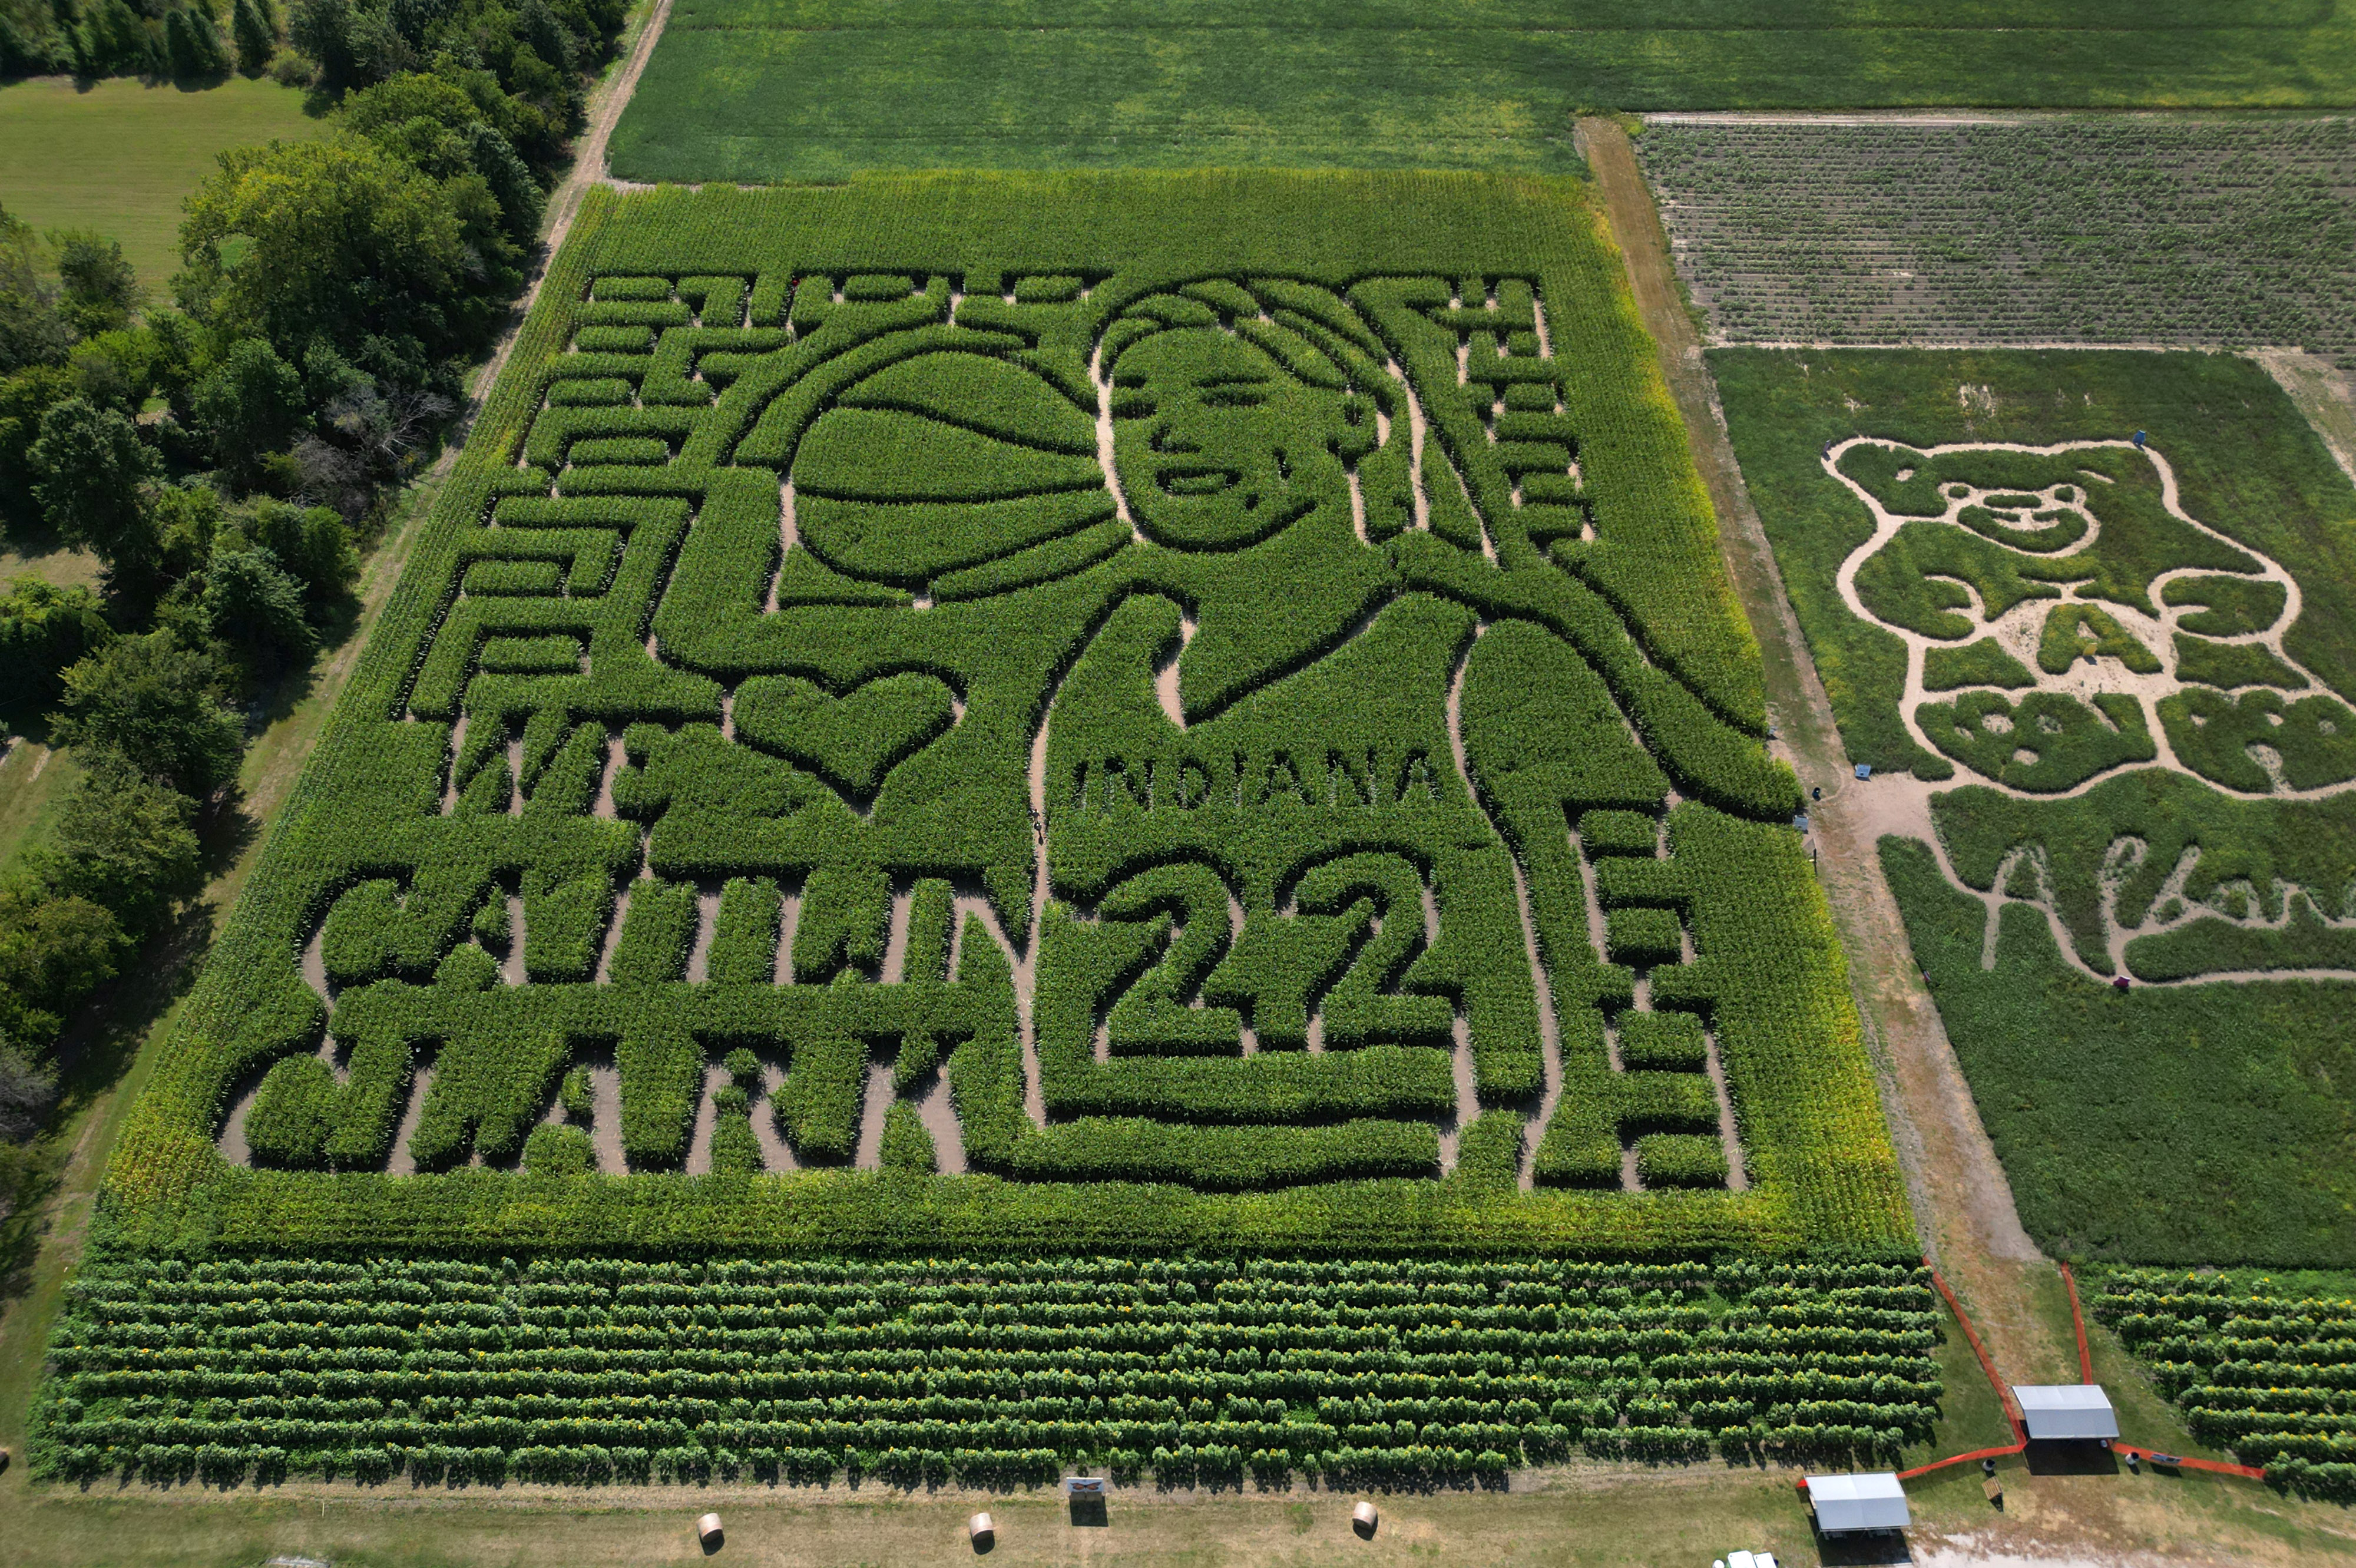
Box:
<box><xmin>1640</xmin><ymin>118</ymin><xmax>2356</xmax><ymax>367</ymax></box>
<box><xmin>606</xmin><ymin>1</ymin><xmax>2356</xmax><ymax>186</ymax></box>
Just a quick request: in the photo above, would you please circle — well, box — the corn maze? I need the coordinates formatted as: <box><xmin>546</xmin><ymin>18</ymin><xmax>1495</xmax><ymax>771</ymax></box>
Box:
<box><xmin>53</xmin><ymin>175</ymin><xmax>1916</xmax><ymax>1487</ymax></box>
<box><xmin>1713</xmin><ymin>346</ymin><xmax>2356</xmax><ymax>1265</ymax></box>
<box><xmin>1826</xmin><ymin>435</ymin><xmax>2356</xmax><ymax>986</ymax></box>
<box><xmin>1639</xmin><ymin>117</ymin><xmax>2356</xmax><ymax>367</ymax></box>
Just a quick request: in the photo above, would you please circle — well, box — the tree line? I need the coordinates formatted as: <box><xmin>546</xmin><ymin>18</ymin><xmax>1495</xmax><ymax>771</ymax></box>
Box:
<box><xmin>0</xmin><ymin>0</ymin><xmax>627</xmax><ymax>1147</ymax></box>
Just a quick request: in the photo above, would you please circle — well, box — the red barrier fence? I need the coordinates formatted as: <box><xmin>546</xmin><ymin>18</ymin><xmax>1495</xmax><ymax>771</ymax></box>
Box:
<box><xmin>2113</xmin><ymin>1444</ymin><xmax>2267</xmax><ymax>1481</ymax></box>
<box><xmin>1888</xmin><ymin>1256</ymin><xmax>2272</xmax><ymax>1488</ymax></box>
<box><xmin>1927</xmin><ymin>1259</ymin><xmax>2025</xmax><ymax>1441</ymax></box>
<box><xmin>2055</xmin><ymin>1261</ymin><xmax>2266</xmax><ymax>1481</ymax></box>
<box><xmin>1897</xmin><ymin>1441</ymin><xmax>2023</xmax><ymax>1481</ymax></box>
<box><xmin>2060</xmin><ymin>1263</ymin><xmax>2094</xmax><ymax>1385</ymax></box>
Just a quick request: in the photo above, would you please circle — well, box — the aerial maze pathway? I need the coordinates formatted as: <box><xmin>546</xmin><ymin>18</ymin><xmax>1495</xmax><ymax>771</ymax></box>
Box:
<box><xmin>39</xmin><ymin>175</ymin><xmax>1930</xmax><ymax>1490</ymax></box>
<box><xmin>1824</xmin><ymin>432</ymin><xmax>2356</xmax><ymax>984</ymax></box>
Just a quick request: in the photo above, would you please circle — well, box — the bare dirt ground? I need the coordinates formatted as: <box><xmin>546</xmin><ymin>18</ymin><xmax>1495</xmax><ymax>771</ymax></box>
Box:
<box><xmin>1647</xmin><ymin>111</ymin><xmax>2080</xmax><ymax>127</ymax></box>
<box><xmin>1577</xmin><ymin>115</ymin><xmax>2073</xmax><ymax>1379</ymax></box>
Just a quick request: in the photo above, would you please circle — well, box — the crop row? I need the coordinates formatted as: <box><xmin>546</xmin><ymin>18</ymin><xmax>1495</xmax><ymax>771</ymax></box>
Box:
<box><xmin>35</xmin><ymin>1255</ymin><xmax>1940</xmax><ymax>1488</ymax></box>
<box><xmin>2094</xmin><ymin>1270</ymin><xmax>2356</xmax><ymax>1498</ymax></box>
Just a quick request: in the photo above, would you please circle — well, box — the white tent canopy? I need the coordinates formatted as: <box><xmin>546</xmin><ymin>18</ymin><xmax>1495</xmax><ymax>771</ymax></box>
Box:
<box><xmin>1805</xmin><ymin>1471</ymin><xmax>1910</xmax><ymax>1534</ymax></box>
<box><xmin>2014</xmin><ymin>1384</ymin><xmax>2119</xmax><ymax>1441</ymax></box>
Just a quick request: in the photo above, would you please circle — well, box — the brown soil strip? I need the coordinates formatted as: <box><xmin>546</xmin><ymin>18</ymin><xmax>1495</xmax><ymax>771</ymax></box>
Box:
<box><xmin>772</xmin><ymin>885</ymin><xmax>802</xmax><ymax>984</ymax></box>
<box><xmin>585</xmin><ymin>1056</ymin><xmax>626</xmax><ymax>1173</ymax></box>
<box><xmin>1577</xmin><ymin>116</ymin><xmax>2068</xmax><ymax>1378</ymax></box>
<box><xmin>1442</xmin><ymin>624</ymin><xmax>1566</xmax><ymax>1189</ymax></box>
<box><xmin>909</xmin><ymin>1068</ymin><xmax>965</xmax><ymax>1174</ymax></box>
<box><xmin>502</xmin><ymin>895</ymin><xmax>528</xmax><ymax>985</ymax></box>
<box><xmin>684</xmin><ymin>885</ymin><xmax>722</xmax><ymax>982</ymax></box>
<box><xmin>681</xmin><ymin>1063</ymin><xmax>730</xmax><ymax>1174</ymax></box>
<box><xmin>878</xmin><ymin>883</ymin><xmax>914</xmax><ymax>984</ymax></box>
<box><xmin>851</xmin><ymin>1058</ymin><xmax>895</xmax><ymax>1170</ymax></box>
<box><xmin>750</xmin><ymin>1061</ymin><xmax>798</xmax><ymax>1172</ymax></box>
<box><xmin>591</xmin><ymin>889</ymin><xmax>630</xmax><ymax>983</ymax></box>
<box><xmin>383</xmin><ymin>1063</ymin><xmax>436</xmax><ymax>1176</ymax></box>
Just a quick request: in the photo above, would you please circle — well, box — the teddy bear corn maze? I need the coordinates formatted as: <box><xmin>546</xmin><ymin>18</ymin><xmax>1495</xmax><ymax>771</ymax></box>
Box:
<box><xmin>104</xmin><ymin>176</ymin><xmax>1907</xmax><ymax>1259</ymax></box>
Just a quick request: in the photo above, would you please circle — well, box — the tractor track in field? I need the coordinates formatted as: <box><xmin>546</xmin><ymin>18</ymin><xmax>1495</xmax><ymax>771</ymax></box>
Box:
<box><xmin>1576</xmin><ymin>115</ymin><xmax>2077</xmax><ymax>1385</ymax></box>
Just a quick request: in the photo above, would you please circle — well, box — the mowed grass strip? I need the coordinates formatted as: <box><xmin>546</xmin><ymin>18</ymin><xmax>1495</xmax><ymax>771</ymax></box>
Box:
<box><xmin>0</xmin><ymin>76</ymin><xmax>327</xmax><ymax>292</ymax></box>
<box><xmin>607</xmin><ymin>0</ymin><xmax>2356</xmax><ymax>184</ymax></box>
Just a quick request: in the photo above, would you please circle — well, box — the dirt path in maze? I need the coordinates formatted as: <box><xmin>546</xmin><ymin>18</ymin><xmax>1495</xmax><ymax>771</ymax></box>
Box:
<box><xmin>1575</xmin><ymin>115</ymin><xmax>2078</xmax><ymax>1385</ymax></box>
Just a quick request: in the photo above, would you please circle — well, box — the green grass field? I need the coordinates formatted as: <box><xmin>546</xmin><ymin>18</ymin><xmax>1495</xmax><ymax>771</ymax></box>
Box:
<box><xmin>0</xmin><ymin>75</ymin><xmax>326</xmax><ymax>295</ymax></box>
<box><xmin>606</xmin><ymin>0</ymin><xmax>2356</xmax><ymax>184</ymax></box>
<box><xmin>1709</xmin><ymin>348</ymin><xmax>2356</xmax><ymax>783</ymax></box>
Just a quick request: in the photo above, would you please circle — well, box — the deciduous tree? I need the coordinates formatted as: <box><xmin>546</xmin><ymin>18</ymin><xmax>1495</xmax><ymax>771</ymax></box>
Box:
<box><xmin>52</xmin><ymin>632</ymin><xmax>244</xmax><ymax>798</ymax></box>
<box><xmin>29</xmin><ymin>397</ymin><xmax>158</xmax><ymax>569</ymax></box>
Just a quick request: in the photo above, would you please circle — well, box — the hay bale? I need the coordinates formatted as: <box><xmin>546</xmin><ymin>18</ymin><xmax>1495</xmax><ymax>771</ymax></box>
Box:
<box><xmin>1351</xmin><ymin>1500</ymin><xmax>1379</xmax><ymax>1538</ymax></box>
<box><xmin>967</xmin><ymin>1511</ymin><xmax>995</xmax><ymax>1547</ymax></box>
<box><xmin>696</xmin><ymin>1512</ymin><xmax>723</xmax><ymax>1548</ymax></box>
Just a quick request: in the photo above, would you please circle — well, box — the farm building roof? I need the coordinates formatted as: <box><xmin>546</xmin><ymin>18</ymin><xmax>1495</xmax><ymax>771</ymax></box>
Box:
<box><xmin>2013</xmin><ymin>1384</ymin><xmax>2119</xmax><ymax>1440</ymax></box>
<box><xmin>1804</xmin><ymin>1471</ymin><xmax>1910</xmax><ymax>1534</ymax></box>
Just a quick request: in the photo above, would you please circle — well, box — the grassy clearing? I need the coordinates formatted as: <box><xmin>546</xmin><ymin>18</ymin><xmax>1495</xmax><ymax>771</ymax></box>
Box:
<box><xmin>0</xmin><ymin>1471</ymin><xmax>1826</xmax><ymax>1568</ymax></box>
<box><xmin>8</xmin><ymin>1447</ymin><xmax>2356</xmax><ymax>1567</ymax></box>
<box><xmin>0</xmin><ymin>739</ymin><xmax>79</xmax><ymax>877</ymax></box>
<box><xmin>0</xmin><ymin>544</ymin><xmax>100</xmax><ymax>594</ymax></box>
<box><xmin>0</xmin><ymin>75</ymin><xmax>327</xmax><ymax>295</ymax></box>
<box><xmin>607</xmin><ymin>0</ymin><xmax>2356</xmax><ymax>184</ymax></box>
<box><xmin>1904</xmin><ymin>1285</ymin><xmax>2019</xmax><ymax>1464</ymax></box>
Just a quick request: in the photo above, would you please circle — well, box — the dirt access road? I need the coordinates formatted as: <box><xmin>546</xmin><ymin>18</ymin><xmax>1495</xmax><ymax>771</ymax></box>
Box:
<box><xmin>1573</xmin><ymin>115</ymin><xmax>2087</xmax><ymax>1385</ymax></box>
